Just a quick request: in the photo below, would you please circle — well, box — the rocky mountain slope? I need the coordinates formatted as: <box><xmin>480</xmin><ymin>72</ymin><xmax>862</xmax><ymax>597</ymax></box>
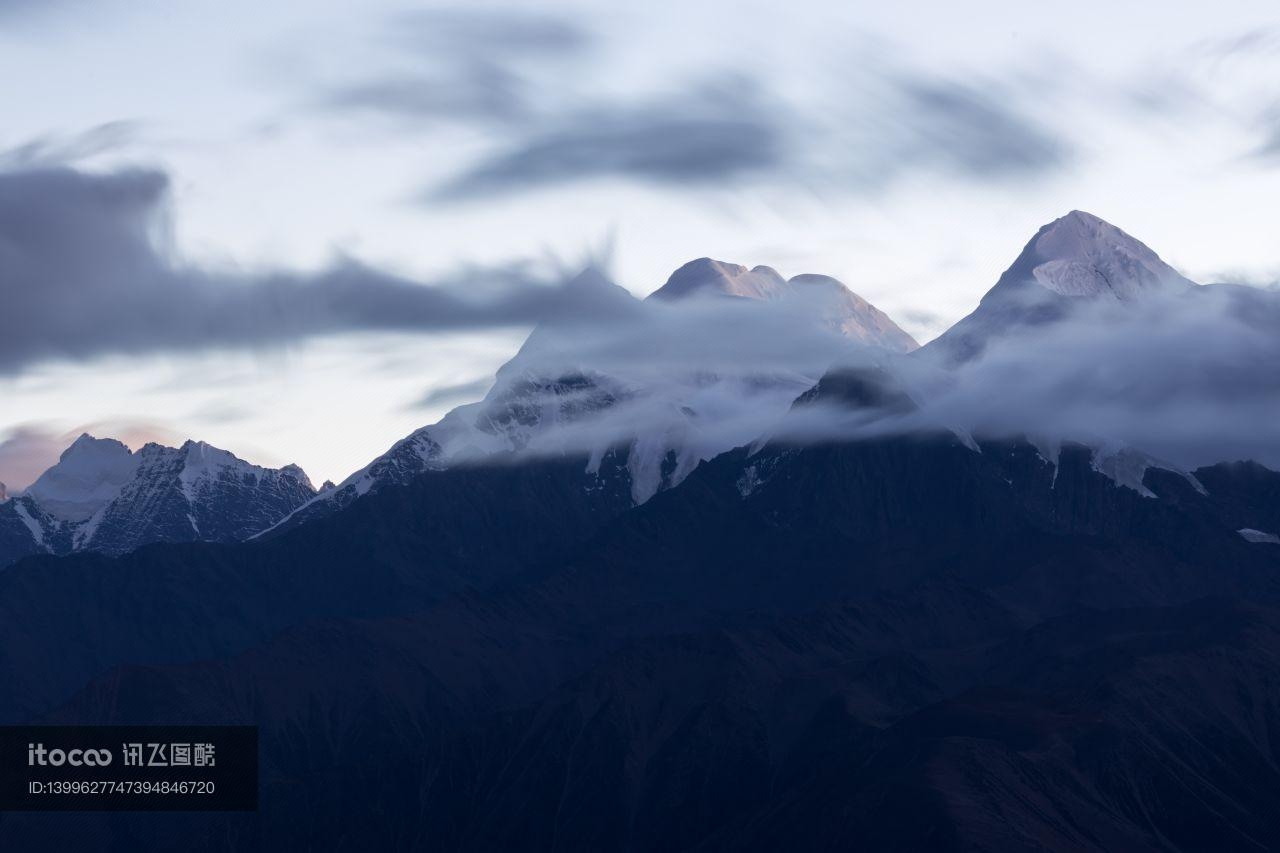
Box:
<box><xmin>0</xmin><ymin>424</ymin><xmax>1277</xmax><ymax>851</ymax></box>
<box><xmin>0</xmin><ymin>435</ymin><xmax>315</xmax><ymax>568</ymax></box>
<box><xmin>0</xmin><ymin>211</ymin><xmax>1276</xmax><ymax>851</ymax></box>
<box><xmin>269</xmin><ymin>258</ymin><xmax>916</xmax><ymax>531</ymax></box>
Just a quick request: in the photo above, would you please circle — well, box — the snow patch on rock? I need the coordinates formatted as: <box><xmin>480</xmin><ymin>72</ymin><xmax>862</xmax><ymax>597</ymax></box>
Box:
<box><xmin>1239</xmin><ymin>528</ymin><xmax>1280</xmax><ymax>545</ymax></box>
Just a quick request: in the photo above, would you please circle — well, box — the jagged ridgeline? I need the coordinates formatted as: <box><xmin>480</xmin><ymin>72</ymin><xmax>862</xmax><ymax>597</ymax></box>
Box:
<box><xmin>1</xmin><ymin>212</ymin><xmax>1278</xmax><ymax>852</ymax></box>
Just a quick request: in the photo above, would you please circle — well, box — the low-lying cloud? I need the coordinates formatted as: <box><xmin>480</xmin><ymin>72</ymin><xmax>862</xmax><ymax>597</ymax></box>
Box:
<box><xmin>923</xmin><ymin>285</ymin><xmax>1280</xmax><ymax>470</ymax></box>
<box><xmin>421</xmin><ymin>274</ymin><xmax>1280</xmax><ymax>497</ymax></box>
<box><xmin>779</xmin><ymin>284</ymin><xmax>1280</xmax><ymax>473</ymax></box>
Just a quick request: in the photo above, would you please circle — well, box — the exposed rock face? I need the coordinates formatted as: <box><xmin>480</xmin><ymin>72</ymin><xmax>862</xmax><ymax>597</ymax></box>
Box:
<box><xmin>269</xmin><ymin>258</ymin><xmax>918</xmax><ymax>531</ymax></box>
<box><xmin>0</xmin><ymin>435</ymin><xmax>315</xmax><ymax>568</ymax></box>
<box><xmin>0</xmin><ymin>430</ymin><xmax>1278</xmax><ymax>851</ymax></box>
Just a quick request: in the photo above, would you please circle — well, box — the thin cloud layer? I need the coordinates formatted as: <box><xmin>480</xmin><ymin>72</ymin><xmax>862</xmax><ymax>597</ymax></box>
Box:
<box><xmin>427</xmin><ymin>66</ymin><xmax>1069</xmax><ymax>200</ymax></box>
<box><xmin>0</xmin><ymin>165</ymin><xmax>635</xmax><ymax>374</ymax></box>
<box><xmin>447</xmin><ymin>271</ymin><xmax>1280</xmax><ymax>487</ymax></box>
<box><xmin>314</xmin><ymin>8</ymin><xmax>590</xmax><ymax>127</ymax></box>
<box><xmin>302</xmin><ymin>8</ymin><xmax>1073</xmax><ymax>201</ymax></box>
<box><xmin>0</xmin><ymin>121</ymin><xmax>142</xmax><ymax>168</ymax></box>
<box><xmin>889</xmin><ymin>78</ymin><xmax>1067</xmax><ymax>180</ymax></box>
<box><xmin>432</xmin><ymin>78</ymin><xmax>789</xmax><ymax>199</ymax></box>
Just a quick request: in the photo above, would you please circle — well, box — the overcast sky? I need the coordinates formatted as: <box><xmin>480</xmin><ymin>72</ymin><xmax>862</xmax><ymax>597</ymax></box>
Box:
<box><xmin>2</xmin><ymin>0</ymin><xmax>1279</xmax><ymax>488</ymax></box>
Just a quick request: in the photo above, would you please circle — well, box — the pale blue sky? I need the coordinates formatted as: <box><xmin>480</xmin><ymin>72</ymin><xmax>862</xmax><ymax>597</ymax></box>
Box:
<box><xmin>2</xmin><ymin>0</ymin><xmax>1279</xmax><ymax>487</ymax></box>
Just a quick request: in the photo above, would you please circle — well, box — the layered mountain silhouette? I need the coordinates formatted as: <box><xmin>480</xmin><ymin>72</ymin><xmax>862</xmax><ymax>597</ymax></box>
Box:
<box><xmin>0</xmin><ymin>435</ymin><xmax>314</xmax><ymax>568</ymax></box>
<box><xmin>1</xmin><ymin>212</ymin><xmax>1278</xmax><ymax>852</ymax></box>
<box><xmin>268</xmin><ymin>257</ymin><xmax>918</xmax><ymax>526</ymax></box>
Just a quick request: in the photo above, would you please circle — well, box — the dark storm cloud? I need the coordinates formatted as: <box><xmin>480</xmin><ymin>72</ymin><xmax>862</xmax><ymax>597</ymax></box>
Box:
<box><xmin>0</xmin><ymin>166</ymin><xmax>636</xmax><ymax>374</ymax></box>
<box><xmin>315</xmin><ymin>8</ymin><xmax>589</xmax><ymax>126</ymax></box>
<box><xmin>432</xmin><ymin>79</ymin><xmax>788</xmax><ymax>200</ymax></box>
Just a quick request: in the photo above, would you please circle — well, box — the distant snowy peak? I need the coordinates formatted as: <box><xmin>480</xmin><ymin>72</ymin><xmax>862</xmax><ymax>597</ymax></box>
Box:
<box><xmin>649</xmin><ymin>258</ymin><xmax>919</xmax><ymax>353</ymax></box>
<box><xmin>78</xmin><ymin>439</ymin><xmax>316</xmax><ymax>553</ymax></box>
<box><xmin>1</xmin><ymin>434</ymin><xmax>317</xmax><ymax>566</ymax></box>
<box><xmin>169</xmin><ymin>439</ymin><xmax>314</xmax><ymax>497</ymax></box>
<box><xmin>25</xmin><ymin>434</ymin><xmax>139</xmax><ymax>522</ymax></box>
<box><xmin>993</xmin><ymin>210</ymin><xmax>1194</xmax><ymax>301</ymax></box>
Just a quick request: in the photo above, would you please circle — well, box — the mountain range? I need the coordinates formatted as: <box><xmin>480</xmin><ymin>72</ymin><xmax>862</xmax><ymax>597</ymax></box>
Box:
<box><xmin>0</xmin><ymin>436</ymin><xmax>315</xmax><ymax>568</ymax></box>
<box><xmin>0</xmin><ymin>211</ymin><xmax>1277</xmax><ymax>851</ymax></box>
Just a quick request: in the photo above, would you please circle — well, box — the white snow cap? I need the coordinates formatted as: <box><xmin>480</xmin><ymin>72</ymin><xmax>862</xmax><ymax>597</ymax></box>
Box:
<box><xmin>649</xmin><ymin>257</ymin><xmax>919</xmax><ymax>352</ymax></box>
<box><xmin>649</xmin><ymin>258</ymin><xmax>789</xmax><ymax>302</ymax></box>
<box><xmin>25</xmin><ymin>434</ymin><xmax>139</xmax><ymax>522</ymax></box>
<box><xmin>998</xmin><ymin>210</ymin><xmax>1194</xmax><ymax>300</ymax></box>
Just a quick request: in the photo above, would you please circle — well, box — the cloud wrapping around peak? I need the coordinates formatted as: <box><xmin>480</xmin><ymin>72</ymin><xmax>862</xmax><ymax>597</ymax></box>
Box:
<box><xmin>779</xmin><ymin>283</ymin><xmax>1280</xmax><ymax>473</ymax></box>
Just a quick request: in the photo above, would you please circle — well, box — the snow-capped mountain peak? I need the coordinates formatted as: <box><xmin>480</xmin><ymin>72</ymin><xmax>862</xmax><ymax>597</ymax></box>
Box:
<box><xmin>650</xmin><ymin>258</ymin><xmax>919</xmax><ymax>352</ymax></box>
<box><xmin>24</xmin><ymin>434</ymin><xmax>139</xmax><ymax>522</ymax></box>
<box><xmin>995</xmin><ymin>210</ymin><xmax>1193</xmax><ymax>300</ymax></box>
<box><xmin>0</xmin><ymin>435</ymin><xmax>317</xmax><ymax>567</ymax></box>
<box><xmin>649</xmin><ymin>258</ymin><xmax>788</xmax><ymax>302</ymax></box>
<box><xmin>786</xmin><ymin>274</ymin><xmax>920</xmax><ymax>351</ymax></box>
<box><xmin>924</xmin><ymin>211</ymin><xmax>1198</xmax><ymax>365</ymax></box>
<box><xmin>264</xmin><ymin>258</ymin><xmax>926</xmax><ymax>532</ymax></box>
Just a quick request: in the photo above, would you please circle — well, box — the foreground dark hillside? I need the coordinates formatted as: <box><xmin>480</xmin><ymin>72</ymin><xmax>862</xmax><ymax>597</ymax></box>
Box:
<box><xmin>1</xmin><ymin>434</ymin><xmax>1279</xmax><ymax>852</ymax></box>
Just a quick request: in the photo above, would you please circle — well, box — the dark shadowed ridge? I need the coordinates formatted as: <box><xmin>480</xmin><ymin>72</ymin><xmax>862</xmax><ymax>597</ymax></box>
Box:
<box><xmin>1</xmin><ymin>424</ymin><xmax>1279</xmax><ymax>850</ymax></box>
